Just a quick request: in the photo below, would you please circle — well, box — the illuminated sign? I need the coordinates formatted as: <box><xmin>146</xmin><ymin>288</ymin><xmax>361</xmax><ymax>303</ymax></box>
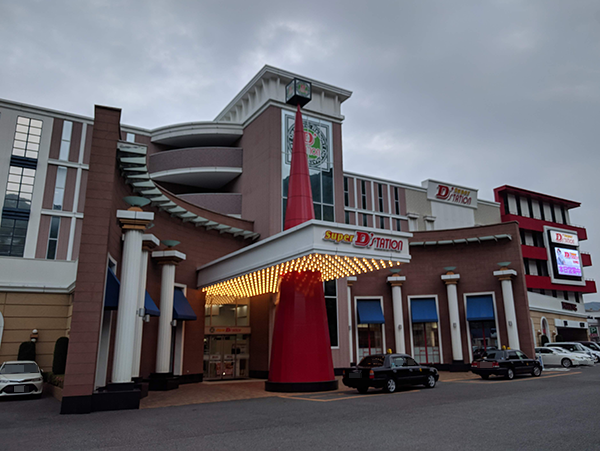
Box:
<box><xmin>555</xmin><ymin>247</ymin><xmax>582</xmax><ymax>277</ymax></box>
<box><xmin>283</xmin><ymin>111</ymin><xmax>331</xmax><ymax>170</ymax></box>
<box><xmin>323</xmin><ymin>230</ymin><xmax>405</xmax><ymax>253</ymax></box>
<box><xmin>425</xmin><ymin>180</ymin><xmax>477</xmax><ymax>208</ymax></box>
<box><xmin>550</xmin><ymin>230</ymin><xmax>579</xmax><ymax>247</ymax></box>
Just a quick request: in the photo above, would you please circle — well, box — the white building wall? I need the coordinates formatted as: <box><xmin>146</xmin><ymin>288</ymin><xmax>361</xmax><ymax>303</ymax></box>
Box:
<box><xmin>431</xmin><ymin>201</ymin><xmax>475</xmax><ymax>230</ymax></box>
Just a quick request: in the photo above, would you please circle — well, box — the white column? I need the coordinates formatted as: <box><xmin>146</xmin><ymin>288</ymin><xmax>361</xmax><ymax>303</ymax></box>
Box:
<box><xmin>347</xmin><ymin>277</ymin><xmax>357</xmax><ymax>364</ymax></box>
<box><xmin>131</xmin><ymin>248</ymin><xmax>148</xmax><ymax>379</ymax></box>
<box><xmin>111</xmin><ymin>229</ymin><xmax>143</xmax><ymax>384</ymax></box>
<box><xmin>132</xmin><ymin>234</ymin><xmax>160</xmax><ymax>379</ymax></box>
<box><xmin>156</xmin><ymin>263</ymin><xmax>176</xmax><ymax>374</ymax></box>
<box><xmin>495</xmin><ymin>268</ymin><xmax>520</xmax><ymax>350</ymax></box>
<box><xmin>152</xmin><ymin>249</ymin><xmax>186</xmax><ymax>374</ymax></box>
<box><xmin>387</xmin><ymin>276</ymin><xmax>406</xmax><ymax>354</ymax></box>
<box><xmin>442</xmin><ymin>273</ymin><xmax>463</xmax><ymax>362</ymax></box>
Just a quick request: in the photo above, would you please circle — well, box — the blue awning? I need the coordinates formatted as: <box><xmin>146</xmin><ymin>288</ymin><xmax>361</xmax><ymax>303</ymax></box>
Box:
<box><xmin>357</xmin><ymin>300</ymin><xmax>385</xmax><ymax>324</ymax></box>
<box><xmin>467</xmin><ymin>295</ymin><xmax>495</xmax><ymax>321</ymax></box>
<box><xmin>411</xmin><ymin>298</ymin><xmax>438</xmax><ymax>323</ymax></box>
<box><xmin>173</xmin><ymin>287</ymin><xmax>197</xmax><ymax>321</ymax></box>
<box><xmin>144</xmin><ymin>291</ymin><xmax>160</xmax><ymax>317</ymax></box>
<box><xmin>104</xmin><ymin>268</ymin><xmax>120</xmax><ymax>310</ymax></box>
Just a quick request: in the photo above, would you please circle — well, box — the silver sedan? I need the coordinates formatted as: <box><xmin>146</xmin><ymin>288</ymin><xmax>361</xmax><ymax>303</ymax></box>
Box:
<box><xmin>0</xmin><ymin>361</ymin><xmax>43</xmax><ymax>397</ymax></box>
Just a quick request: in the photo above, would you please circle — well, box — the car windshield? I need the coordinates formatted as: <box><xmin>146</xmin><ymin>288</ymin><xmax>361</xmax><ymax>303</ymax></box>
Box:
<box><xmin>0</xmin><ymin>363</ymin><xmax>39</xmax><ymax>374</ymax></box>
<box><xmin>358</xmin><ymin>355</ymin><xmax>385</xmax><ymax>367</ymax></box>
<box><xmin>485</xmin><ymin>351</ymin><xmax>502</xmax><ymax>360</ymax></box>
<box><xmin>586</xmin><ymin>343</ymin><xmax>600</xmax><ymax>351</ymax></box>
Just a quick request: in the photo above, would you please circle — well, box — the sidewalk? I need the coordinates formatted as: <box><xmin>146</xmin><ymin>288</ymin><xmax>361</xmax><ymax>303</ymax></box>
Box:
<box><xmin>140</xmin><ymin>371</ymin><xmax>474</xmax><ymax>409</ymax></box>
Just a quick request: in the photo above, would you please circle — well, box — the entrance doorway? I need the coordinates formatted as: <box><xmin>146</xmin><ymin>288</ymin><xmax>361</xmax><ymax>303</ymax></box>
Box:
<box><xmin>357</xmin><ymin>323</ymin><xmax>383</xmax><ymax>360</ymax></box>
<box><xmin>412</xmin><ymin>322</ymin><xmax>440</xmax><ymax>364</ymax></box>
<box><xmin>203</xmin><ymin>334</ymin><xmax>250</xmax><ymax>380</ymax></box>
<box><xmin>556</xmin><ymin>327</ymin><xmax>588</xmax><ymax>342</ymax></box>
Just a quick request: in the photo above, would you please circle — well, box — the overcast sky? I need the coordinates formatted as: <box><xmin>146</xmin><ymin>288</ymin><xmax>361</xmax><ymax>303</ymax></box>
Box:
<box><xmin>1</xmin><ymin>1</ymin><xmax>598</xmax><ymax>301</ymax></box>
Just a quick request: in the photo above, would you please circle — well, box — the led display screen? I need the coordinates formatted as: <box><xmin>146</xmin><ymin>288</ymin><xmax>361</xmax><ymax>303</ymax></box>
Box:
<box><xmin>555</xmin><ymin>247</ymin><xmax>582</xmax><ymax>277</ymax></box>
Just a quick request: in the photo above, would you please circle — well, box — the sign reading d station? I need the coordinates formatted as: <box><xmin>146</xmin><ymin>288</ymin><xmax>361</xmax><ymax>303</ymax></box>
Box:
<box><xmin>550</xmin><ymin>230</ymin><xmax>579</xmax><ymax>247</ymax></box>
<box><xmin>425</xmin><ymin>180</ymin><xmax>478</xmax><ymax>209</ymax></box>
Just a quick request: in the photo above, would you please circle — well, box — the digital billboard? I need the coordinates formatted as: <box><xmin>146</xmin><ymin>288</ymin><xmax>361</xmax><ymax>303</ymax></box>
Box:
<box><xmin>555</xmin><ymin>247</ymin><xmax>582</xmax><ymax>277</ymax></box>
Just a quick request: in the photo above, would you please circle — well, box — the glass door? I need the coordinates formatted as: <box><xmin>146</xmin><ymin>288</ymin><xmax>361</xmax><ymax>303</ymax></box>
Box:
<box><xmin>357</xmin><ymin>324</ymin><xmax>383</xmax><ymax>360</ymax></box>
<box><xmin>203</xmin><ymin>335</ymin><xmax>250</xmax><ymax>380</ymax></box>
<box><xmin>412</xmin><ymin>322</ymin><xmax>440</xmax><ymax>364</ymax></box>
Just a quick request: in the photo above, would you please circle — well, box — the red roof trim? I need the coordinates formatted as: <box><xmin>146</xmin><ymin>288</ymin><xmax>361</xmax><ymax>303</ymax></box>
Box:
<box><xmin>494</xmin><ymin>185</ymin><xmax>580</xmax><ymax>209</ymax></box>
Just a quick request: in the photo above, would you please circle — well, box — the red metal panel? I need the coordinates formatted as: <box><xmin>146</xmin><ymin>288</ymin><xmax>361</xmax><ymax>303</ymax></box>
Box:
<box><xmin>501</xmin><ymin>214</ymin><xmax>587</xmax><ymax>240</ymax></box>
<box><xmin>521</xmin><ymin>245</ymin><xmax>548</xmax><ymax>261</ymax></box>
<box><xmin>525</xmin><ymin>275</ymin><xmax>597</xmax><ymax>294</ymax></box>
<box><xmin>582</xmin><ymin>253</ymin><xmax>592</xmax><ymax>267</ymax></box>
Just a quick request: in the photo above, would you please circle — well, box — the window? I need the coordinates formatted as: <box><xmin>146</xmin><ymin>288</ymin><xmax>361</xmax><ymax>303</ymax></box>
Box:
<box><xmin>59</xmin><ymin>121</ymin><xmax>73</xmax><ymax>160</ymax></box>
<box><xmin>404</xmin><ymin>357</ymin><xmax>418</xmax><ymax>367</ymax></box>
<box><xmin>507</xmin><ymin>351</ymin><xmax>519</xmax><ymax>360</ymax></box>
<box><xmin>344</xmin><ymin>211</ymin><xmax>350</xmax><ymax>224</ymax></box>
<box><xmin>524</xmin><ymin>258</ymin><xmax>530</xmax><ymax>275</ymax></box>
<box><xmin>4</xmin><ymin>166</ymin><xmax>36</xmax><ymax>211</ymax></box>
<box><xmin>527</xmin><ymin>198</ymin><xmax>533</xmax><ymax>219</ymax></box>
<box><xmin>126</xmin><ymin>133</ymin><xmax>135</xmax><ymax>143</ymax></box>
<box><xmin>0</xmin><ymin>218</ymin><xmax>28</xmax><ymax>257</ymax></box>
<box><xmin>362</xmin><ymin>214</ymin><xmax>369</xmax><ymax>227</ymax></box>
<box><xmin>378</xmin><ymin>184</ymin><xmax>384</xmax><ymax>212</ymax></box>
<box><xmin>395</xmin><ymin>219</ymin><xmax>402</xmax><ymax>232</ymax></box>
<box><xmin>540</xmin><ymin>202</ymin><xmax>546</xmax><ymax>221</ymax></box>
<box><xmin>361</xmin><ymin>180</ymin><xmax>367</xmax><ymax>209</ymax></box>
<box><xmin>13</xmin><ymin>117</ymin><xmax>42</xmax><ymax>160</ymax></box>
<box><xmin>324</xmin><ymin>280</ymin><xmax>338</xmax><ymax>347</ymax></box>
<box><xmin>205</xmin><ymin>299</ymin><xmax>250</xmax><ymax>327</ymax></box>
<box><xmin>344</xmin><ymin>177</ymin><xmax>349</xmax><ymax>207</ymax></box>
<box><xmin>46</xmin><ymin>216</ymin><xmax>61</xmax><ymax>260</ymax></box>
<box><xmin>394</xmin><ymin>187</ymin><xmax>400</xmax><ymax>215</ymax></box>
<box><xmin>561</xmin><ymin>206</ymin><xmax>568</xmax><ymax>224</ymax></box>
<box><xmin>378</xmin><ymin>216</ymin><xmax>385</xmax><ymax>229</ymax></box>
<box><xmin>282</xmin><ymin>167</ymin><xmax>335</xmax><ymax>225</ymax></box>
<box><xmin>550</xmin><ymin>203</ymin><xmax>557</xmax><ymax>223</ymax></box>
<box><xmin>53</xmin><ymin>167</ymin><xmax>67</xmax><ymax>210</ymax></box>
<box><xmin>390</xmin><ymin>356</ymin><xmax>405</xmax><ymax>368</ymax></box>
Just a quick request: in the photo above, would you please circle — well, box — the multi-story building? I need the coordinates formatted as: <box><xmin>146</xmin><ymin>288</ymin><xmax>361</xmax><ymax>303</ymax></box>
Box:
<box><xmin>0</xmin><ymin>66</ymin><xmax>563</xmax><ymax>413</ymax></box>
<box><xmin>494</xmin><ymin>186</ymin><xmax>596</xmax><ymax>344</ymax></box>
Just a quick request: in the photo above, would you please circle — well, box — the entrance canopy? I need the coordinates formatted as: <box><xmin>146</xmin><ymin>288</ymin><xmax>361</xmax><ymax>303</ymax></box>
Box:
<box><xmin>197</xmin><ymin>220</ymin><xmax>411</xmax><ymax>305</ymax></box>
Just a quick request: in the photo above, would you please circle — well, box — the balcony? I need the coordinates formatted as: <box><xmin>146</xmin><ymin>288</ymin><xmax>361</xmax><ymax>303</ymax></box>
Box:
<box><xmin>151</xmin><ymin>122</ymin><xmax>243</xmax><ymax>147</ymax></box>
<box><xmin>501</xmin><ymin>214</ymin><xmax>587</xmax><ymax>240</ymax></box>
<box><xmin>149</xmin><ymin>147</ymin><xmax>242</xmax><ymax>190</ymax></box>
<box><xmin>525</xmin><ymin>275</ymin><xmax>597</xmax><ymax>294</ymax></box>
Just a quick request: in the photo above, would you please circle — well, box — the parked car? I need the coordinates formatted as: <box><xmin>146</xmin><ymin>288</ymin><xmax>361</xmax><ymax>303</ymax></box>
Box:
<box><xmin>546</xmin><ymin>342</ymin><xmax>599</xmax><ymax>363</ymax></box>
<box><xmin>578</xmin><ymin>344</ymin><xmax>600</xmax><ymax>363</ymax></box>
<box><xmin>578</xmin><ymin>341</ymin><xmax>600</xmax><ymax>353</ymax></box>
<box><xmin>546</xmin><ymin>347</ymin><xmax>594</xmax><ymax>366</ymax></box>
<box><xmin>473</xmin><ymin>346</ymin><xmax>497</xmax><ymax>360</ymax></box>
<box><xmin>0</xmin><ymin>361</ymin><xmax>43</xmax><ymax>398</ymax></box>
<box><xmin>342</xmin><ymin>353</ymin><xmax>439</xmax><ymax>394</ymax></box>
<box><xmin>535</xmin><ymin>347</ymin><xmax>591</xmax><ymax>368</ymax></box>
<box><xmin>471</xmin><ymin>349</ymin><xmax>542</xmax><ymax>380</ymax></box>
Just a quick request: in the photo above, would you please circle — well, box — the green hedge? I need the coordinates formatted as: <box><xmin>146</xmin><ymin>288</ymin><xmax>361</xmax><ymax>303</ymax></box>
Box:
<box><xmin>52</xmin><ymin>337</ymin><xmax>69</xmax><ymax>375</ymax></box>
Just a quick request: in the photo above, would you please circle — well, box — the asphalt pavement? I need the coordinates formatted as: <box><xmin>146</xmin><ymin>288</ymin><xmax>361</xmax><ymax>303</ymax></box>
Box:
<box><xmin>1</xmin><ymin>366</ymin><xmax>599</xmax><ymax>450</ymax></box>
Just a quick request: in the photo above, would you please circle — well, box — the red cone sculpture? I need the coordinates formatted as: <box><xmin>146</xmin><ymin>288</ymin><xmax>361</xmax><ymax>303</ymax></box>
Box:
<box><xmin>266</xmin><ymin>105</ymin><xmax>337</xmax><ymax>392</ymax></box>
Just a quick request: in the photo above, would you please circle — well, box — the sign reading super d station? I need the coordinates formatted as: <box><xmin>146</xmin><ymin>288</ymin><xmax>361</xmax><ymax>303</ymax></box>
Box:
<box><xmin>323</xmin><ymin>230</ymin><xmax>405</xmax><ymax>253</ymax></box>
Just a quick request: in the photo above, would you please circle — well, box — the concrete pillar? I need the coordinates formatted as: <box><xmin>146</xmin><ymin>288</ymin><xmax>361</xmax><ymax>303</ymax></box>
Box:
<box><xmin>387</xmin><ymin>276</ymin><xmax>406</xmax><ymax>354</ymax></box>
<box><xmin>132</xmin><ymin>234</ymin><xmax>159</xmax><ymax>379</ymax></box>
<box><xmin>152</xmin><ymin>249</ymin><xmax>186</xmax><ymax>374</ymax></box>
<box><xmin>494</xmin><ymin>266</ymin><xmax>520</xmax><ymax>350</ymax></box>
<box><xmin>111</xmin><ymin>207</ymin><xmax>153</xmax><ymax>384</ymax></box>
<box><xmin>441</xmin><ymin>271</ymin><xmax>462</xmax><ymax>362</ymax></box>
<box><xmin>347</xmin><ymin>277</ymin><xmax>357</xmax><ymax>364</ymax></box>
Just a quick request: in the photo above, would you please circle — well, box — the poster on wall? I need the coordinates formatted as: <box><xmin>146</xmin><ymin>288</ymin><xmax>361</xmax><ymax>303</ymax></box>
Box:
<box><xmin>555</xmin><ymin>247</ymin><xmax>582</xmax><ymax>277</ymax></box>
<box><xmin>282</xmin><ymin>110</ymin><xmax>332</xmax><ymax>171</ymax></box>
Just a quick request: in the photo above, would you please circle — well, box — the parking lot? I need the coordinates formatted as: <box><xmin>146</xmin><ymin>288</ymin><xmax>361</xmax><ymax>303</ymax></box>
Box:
<box><xmin>1</xmin><ymin>365</ymin><xmax>599</xmax><ymax>450</ymax></box>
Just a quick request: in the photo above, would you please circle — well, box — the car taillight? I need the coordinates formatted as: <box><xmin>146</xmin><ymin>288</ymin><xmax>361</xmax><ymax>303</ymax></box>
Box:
<box><xmin>369</xmin><ymin>370</ymin><xmax>375</xmax><ymax>380</ymax></box>
<box><xmin>471</xmin><ymin>362</ymin><xmax>478</xmax><ymax>368</ymax></box>
<box><xmin>492</xmin><ymin>362</ymin><xmax>499</xmax><ymax>368</ymax></box>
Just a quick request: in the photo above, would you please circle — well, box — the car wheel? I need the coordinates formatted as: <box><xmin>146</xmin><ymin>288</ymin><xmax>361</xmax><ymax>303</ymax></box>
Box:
<box><xmin>532</xmin><ymin>366</ymin><xmax>542</xmax><ymax>377</ymax></box>
<box><xmin>357</xmin><ymin>386</ymin><xmax>369</xmax><ymax>394</ymax></box>
<box><xmin>505</xmin><ymin>368</ymin><xmax>514</xmax><ymax>380</ymax></box>
<box><xmin>480</xmin><ymin>374</ymin><xmax>489</xmax><ymax>380</ymax></box>
<box><xmin>561</xmin><ymin>358</ymin><xmax>572</xmax><ymax>368</ymax></box>
<box><xmin>424</xmin><ymin>375</ymin><xmax>436</xmax><ymax>389</ymax></box>
<box><xmin>383</xmin><ymin>378</ymin><xmax>397</xmax><ymax>393</ymax></box>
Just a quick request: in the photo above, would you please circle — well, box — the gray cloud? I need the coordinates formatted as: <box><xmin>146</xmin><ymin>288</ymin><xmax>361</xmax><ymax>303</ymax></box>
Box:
<box><xmin>1</xmin><ymin>0</ymin><xmax>598</xmax><ymax>300</ymax></box>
